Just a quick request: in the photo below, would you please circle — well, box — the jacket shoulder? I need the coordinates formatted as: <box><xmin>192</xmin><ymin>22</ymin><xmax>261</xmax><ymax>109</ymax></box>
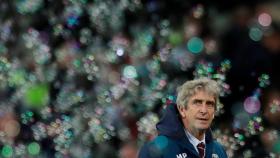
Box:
<box><xmin>212</xmin><ymin>141</ymin><xmax>228</xmax><ymax>158</ymax></box>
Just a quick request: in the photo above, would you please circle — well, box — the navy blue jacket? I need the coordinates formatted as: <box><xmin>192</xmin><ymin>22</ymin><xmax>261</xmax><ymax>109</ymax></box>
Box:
<box><xmin>138</xmin><ymin>104</ymin><xmax>228</xmax><ymax>158</ymax></box>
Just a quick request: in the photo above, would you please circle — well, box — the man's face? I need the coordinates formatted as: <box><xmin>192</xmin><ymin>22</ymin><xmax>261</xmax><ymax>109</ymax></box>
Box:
<box><xmin>179</xmin><ymin>90</ymin><xmax>215</xmax><ymax>133</ymax></box>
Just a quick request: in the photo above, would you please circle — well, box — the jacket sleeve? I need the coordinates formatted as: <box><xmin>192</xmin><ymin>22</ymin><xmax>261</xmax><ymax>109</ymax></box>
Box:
<box><xmin>138</xmin><ymin>144</ymin><xmax>151</xmax><ymax>158</ymax></box>
<box><xmin>138</xmin><ymin>143</ymin><xmax>162</xmax><ymax>158</ymax></box>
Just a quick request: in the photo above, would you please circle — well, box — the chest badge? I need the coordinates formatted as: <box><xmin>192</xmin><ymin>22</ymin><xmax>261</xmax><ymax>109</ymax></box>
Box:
<box><xmin>176</xmin><ymin>153</ymin><xmax>187</xmax><ymax>158</ymax></box>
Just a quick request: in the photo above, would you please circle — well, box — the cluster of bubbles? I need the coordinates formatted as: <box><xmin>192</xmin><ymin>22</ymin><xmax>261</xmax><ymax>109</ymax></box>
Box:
<box><xmin>213</xmin><ymin>129</ymin><xmax>241</xmax><ymax>158</ymax></box>
<box><xmin>30</xmin><ymin>115</ymin><xmax>74</xmax><ymax>156</ymax></box>
<box><xmin>0</xmin><ymin>57</ymin><xmax>13</xmax><ymax>88</ymax></box>
<box><xmin>239</xmin><ymin>74</ymin><xmax>270</xmax><ymax>133</ymax></box>
<box><xmin>23</xmin><ymin>28</ymin><xmax>51</xmax><ymax>65</ymax></box>
<box><xmin>194</xmin><ymin>60</ymin><xmax>231</xmax><ymax>96</ymax></box>
<box><xmin>227</xmin><ymin>73</ymin><xmax>273</xmax><ymax>156</ymax></box>
<box><xmin>137</xmin><ymin>112</ymin><xmax>159</xmax><ymax>142</ymax></box>
<box><xmin>193</xmin><ymin>59</ymin><xmax>232</xmax><ymax>115</ymax></box>
<box><xmin>237</xmin><ymin>77</ymin><xmax>265</xmax><ymax>121</ymax></box>
<box><xmin>258</xmin><ymin>74</ymin><xmax>270</xmax><ymax>88</ymax></box>
<box><xmin>247</xmin><ymin>116</ymin><xmax>264</xmax><ymax>135</ymax></box>
<box><xmin>269</xmin><ymin>99</ymin><xmax>280</xmax><ymax>114</ymax></box>
<box><xmin>0</xmin><ymin>0</ymin><xmax>279</xmax><ymax>157</ymax></box>
<box><xmin>249</xmin><ymin>12</ymin><xmax>273</xmax><ymax>42</ymax></box>
<box><xmin>0</xmin><ymin>142</ymin><xmax>40</xmax><ymax>158</ymax></box>
<box><xmin>15</xmin><ymin>0</ymin><xmax>44</xmax><ymax>14</ymax></box>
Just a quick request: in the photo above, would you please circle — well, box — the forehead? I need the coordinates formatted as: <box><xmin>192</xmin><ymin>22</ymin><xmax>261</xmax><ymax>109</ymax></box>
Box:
<box><xmin>190</xmin><ymin>90</ymin><xmax>215</xmax><ymax>101</ymax></box>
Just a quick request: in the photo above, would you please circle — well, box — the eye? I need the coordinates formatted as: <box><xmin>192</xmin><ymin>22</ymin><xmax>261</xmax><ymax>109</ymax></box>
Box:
<box><xmin>193</xmin><ymin>99</ymin><xmax>202</xmax><ymax>105</ymax></box>
<box><xmin>206</xmin><ymin>101</ymin><xmax>215</xmax><ymax>108</ymax></box>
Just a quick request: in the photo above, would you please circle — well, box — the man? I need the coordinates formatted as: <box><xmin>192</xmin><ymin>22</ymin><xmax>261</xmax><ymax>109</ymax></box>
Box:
<box><xmin>138</xmin><ymin>78</ymin><xmax>228</xmax><ymax>158</ymax></box>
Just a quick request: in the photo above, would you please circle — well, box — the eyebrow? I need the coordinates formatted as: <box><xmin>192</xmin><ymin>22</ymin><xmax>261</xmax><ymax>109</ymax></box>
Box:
<box><xmin>192</xmin><ymin>99</ymin><xmax>215</xmax><ymax>104</ymax></box>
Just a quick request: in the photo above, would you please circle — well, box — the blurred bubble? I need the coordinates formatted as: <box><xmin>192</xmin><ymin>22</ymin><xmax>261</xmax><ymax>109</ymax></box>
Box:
<box><xmin>64</xmin><ymin>4</ymin><xmax>82</xmax><ymax>28</ymax></box>
<box><xmin>168</xmin><ymin>31</ymin><xmax>183</xmax><ymax>46</ymax></box>
<box><xmin>8</xmin><ymin>69</ymin><xmax>27</xmax><ymax>87</ymax></box>
<box><xmin>4</xmin><ymin>120</ymin><xmax>20</xmax><ymax>138</ymax></box>
<box><xmin>243</xmin><ymin>149</ymin><xmax>252</xmax><ymax>158</ymax></box>
<box><xmin>231</xmin><ymin>102</ymin><xmax>244</xmax><ymax>115</ymax></box>
<box><xmin>162</xmin><ymin>95</ymin><xmax>176</xmax><ymax>106</ymax></box>
<box><xmin>269</xmin><ymin>99</ymin><xmax>280</xmax><ymax>114</ymax></box>
<box><xmin>258</xmin><ymin>13</ymin><xmax>272</xmax><ymax>27</ymax></box>
<box><xmin>55</xmin><ymin>40</ymin><xmax>80</xmax><ymax>68</ymax></box>
<box><xmin>146</xmin><ymin>58</ymin><xmax>161</xmax><ymax>74</ymax></box>
<box><xmin>0</xmin><ymin>57</ymin><xmax>11</xmax><ymax>72</ymax></box>
<box><xmin>0</xmin><ymin>20</ymin><xmax>12</xmax><ymax>43</ymax></box>
<box><xmin>79</xmin><ymin>28</ymin><xmax>92</xmax><ymax>44</ymax></box>
<box><xmin>147</xmin><ymin>1</ymin><xmax>159</xmax><ymax>12</ymax></box>
<box><xmin>158</xmin><ymin>45</ymin><xmax>171</xmax><ymax>62</ymax></box>
<box><xmin>194</xmin><ymin>61</ymin><xmax>213</xmax><ymax>78</ymax></box>
<box><xmin>220</xmin><ymin>60</ymin><xmax>231</xmax><ymax>73</ymax></box>
<box><xmin>56</xmin><ymin>88</ymin><xmax>85</xmax><ymax>112</ymax></box>
<box><xmin>111</xmin><ymin>84</ymin><xmax>125</xmax><ymax>100</ymax></box>
<box><xmin>0</xmin><ymin>113</ymin><xmax>20</xmax><ymax>139</ymax></box>
<box><xmin>252</xmin><ymin>88</ymin><xmax>262</xmax><ymax>98</ymax></box>
<box><xmin>244</xmin><ymin>96</ymin><xmax>261</xmax><ymax>114</ymax></box>
<box><xmin>83</xmin><ymin>55</ymin><xmax>99</xmax><ymax>80</ymax></box>
<box><xmin>249</xmin><ymin>27</ymin><xmax>263</xmax><ymax>42</ymax></box>
<box><xmin>1</xmin><ymin>145</ymin><xmax>13</xmax><ymax>158</ymax></box>
<box><xmin>187</xmin><ymin>37</ymin><xmax>204</xmax><ymax>54</ymax></box>
<box><xmin>14</xmin><ymin>144</ymin><xmax>26</xmax><ymax>157</ymax></box>
<box><xmin>116</xmin><ymin>48</ymin><xmax>125</xmax><ymax>56</ymax></box>
<box><xmin>166</xmin><ymin>47</ymin><xmax>195</xmax><ymax>71</ymax></box>
<box><xmin>234</xmin><ymin>133</ymin><xmax>245</xmax><ymax>143</ymax></box>
<box><xmin>87</xmin><ymin>1</ymin><xmax>125</xmax><ymax>34</ymax></box>
<box><xmin>192</xmin><ymin>4</ymin><xmax>204</xmax><ymax>19</ymax></box>
<box><xmin>27</xmin><ymin>142</ymin><xmax>40</xmax><ymax>155</ymax></box>
<box><xmin>32</xmin><ymin>122</ymin><xmax>47</xmax><ymax>141</ymax></box>
<box><xmin>108</xmin><ymin>39</ymin><xmax>127</xmax><ymax>59</ymax></box>
<box><xmin>0</xmin><ymin>43</ymin><xmax>8</xmax><ymax>54</ymax></box>
<box><xmin>272</xmin><ymin>139</ymin><xmax>280</xmax><ymax>154</ymax></box>
<box><xmin>159</xmin><ymin>20</ymin><xmax>170</xmax><ymax>37</ymax></box>
<box><xmin>204</xmin><ymin>38</ymin><xmax>218</xmax><ymax>55</ymax></box>
<box><xmin>123</xmin><ymin>65</ymin><xmax>137</xmax><ymax>79</ymax></box>
<box><xmin>53</xmin><ymin>24</ymin><xmax>64</xmax><ymax>36</ymax></box>
<box><xmin>184</xmin><ymin>22</ymin><xmax>200</xmax><ymax>38</ymax></box>
<box><xmin>131</xmin><ymin>28</ymin><xmax>154</xmax><ymax>58</ymax></box>
<box><xmin>233</xmin><ymin>112</ymin><xmax>250</xmax><ymax>129</ymax></box>
<box><xmin>88</xmin><ymin>117</ymin><xmax>112</xmax><ymax>143</ymax></box>
<box><xmin>15</xmin><ymin>0</ymin><xmax>43</xmax><ymax>14</ymax></box>
<box><xmin>23</xmin><ymin>83</ymin><xmax>49</xmax><ymax>109</ymax></box>
<box><xmin>105</xmin><ymin>51</ymin><xmax>118</xmax><ymax>63</ymax></box>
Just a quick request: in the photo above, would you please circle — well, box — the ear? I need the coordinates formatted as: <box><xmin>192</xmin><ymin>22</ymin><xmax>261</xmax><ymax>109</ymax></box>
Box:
<box><xmin>177</xmin><ymin>106</ymin><xmax>186</xmax><ymax>118</ymax></box>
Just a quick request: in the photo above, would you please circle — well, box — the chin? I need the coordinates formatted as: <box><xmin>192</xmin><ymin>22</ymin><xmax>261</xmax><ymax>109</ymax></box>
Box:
<box><xmin>197</xmin><ymin>125</ymin><xmax>210</xmax><ymax>130</ymax></box>
<box><xmin>199</xmin><ymin>127</ymin><xmax>209</xmax><ymax>131</ymax></box>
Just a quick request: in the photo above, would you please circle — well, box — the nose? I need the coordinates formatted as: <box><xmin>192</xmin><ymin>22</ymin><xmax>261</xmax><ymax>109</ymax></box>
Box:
<box><xmin>199</xmin><ymin>103</ymin><xmax>208</xmax><ymax>113</ymax></box>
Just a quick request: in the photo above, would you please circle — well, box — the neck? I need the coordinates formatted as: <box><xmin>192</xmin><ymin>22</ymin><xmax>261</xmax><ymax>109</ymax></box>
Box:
<box><xmin>186</xmin><ymin>127</ymin><xmax>205</xmax><ymax>141</ymax></box>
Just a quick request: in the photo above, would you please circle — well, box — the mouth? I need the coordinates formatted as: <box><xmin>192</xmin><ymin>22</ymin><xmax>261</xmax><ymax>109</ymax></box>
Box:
<box><xmin>197</xmin><ymin>118</ymin><xmax>208</xmax><ymax>121</ymax></box>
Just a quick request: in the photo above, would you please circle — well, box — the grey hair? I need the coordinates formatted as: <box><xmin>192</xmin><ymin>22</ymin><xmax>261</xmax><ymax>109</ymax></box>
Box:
<box><xmin>176</xmin><ymin>77</ymin><xmax>220</xmax><ymax>109</ymax></box>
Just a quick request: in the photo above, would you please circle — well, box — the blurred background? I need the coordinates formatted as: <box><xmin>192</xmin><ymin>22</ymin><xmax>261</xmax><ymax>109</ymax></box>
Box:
<box><xmin>0</xmin><ymin>0</ymin><xmax>280</xmax><ymax>157</ymax></box>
